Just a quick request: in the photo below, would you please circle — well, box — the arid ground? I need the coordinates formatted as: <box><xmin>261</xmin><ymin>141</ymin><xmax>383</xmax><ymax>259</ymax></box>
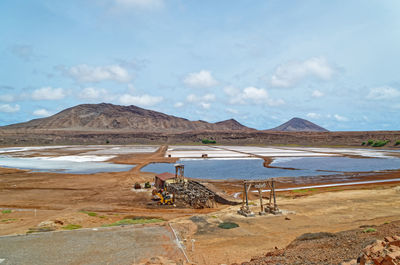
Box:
<box><xmin>1</xmin><ymin>145</ymin><xmax>400</xmax><ymax>264</ymax></box>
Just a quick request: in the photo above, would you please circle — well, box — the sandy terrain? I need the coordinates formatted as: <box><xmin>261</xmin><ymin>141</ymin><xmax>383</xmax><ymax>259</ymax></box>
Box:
<box><xmin>171</xmin><ymin>184</ymin><xmax>400</xmax><ymax>264</ymax></box>
<box><xmin>1</xmin><ymin>145</ymin><xmax>400</xmax><ymax>265</ymax></box>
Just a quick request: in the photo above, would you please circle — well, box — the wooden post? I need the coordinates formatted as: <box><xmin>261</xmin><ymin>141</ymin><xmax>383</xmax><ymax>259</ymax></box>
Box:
<box><xmin>269</xmin><ymin>183</ymin><xmax>272</xmax><ymax>208</ymax></box>
<box><xmin>258</xmin><ymin>188</ymin><xmax>263</xmax><ymax>212</ymax></box>
<box><xmin>244</xmin><ymin>182</ymin><xmax>249</xmax><ymax>207</ymax></box>
<box><xmin>272</xmin><ymin>179</ymin><xmax>277</xmax><ymax>211</ymax></box>
<box><xmin>242</xmin><ymin>182</ymin><xmax>246</xmax><ymax>205</ymax></box>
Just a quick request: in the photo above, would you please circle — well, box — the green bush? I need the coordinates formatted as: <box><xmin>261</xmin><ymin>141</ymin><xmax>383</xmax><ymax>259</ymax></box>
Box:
<box><xmin>81</xmin><ymin>211</ymin><xmax>97</xmax><ymax>217</ymax></box>
<box><xmin>62</xmin><ymin>224</ymin><xmax>82</xmax><ymax>230</ymax></box>
<box><xmin>201</xmin><ymin>139</ymin><xmax>216</xmax><ymax>144</ymax></box>
<box><xmin>2</xmin><ymin>209</ymin><xmax>12</xmax><ymax>214</ymax></box>
<box><xmin>367</xmin><ymin>139</ymin><xmax>374</xmax><ymax>146</ymax></box>
<box><xmin>363</xmin><ymin>228</ymin><xmax>377</xmax><ymax>233</ymax></box>
<box><xmin>361</xmin><ymin>142</ymin><xmax>366</xmax><ymax>146</ymax></box>
<box><xmin>372</xmin><ymin>140</ymin><xmax>389</xmax><ymax>147</ymax></box>
<box><xmin>395</xmin><ymin>140</ymin><xmax>400</xmax><ymax>146</ymax></box>
<box><xmin>144</xmin><ymin>182</ymin><xmax>151</xmax><ymax>189</ymax></box>
<box><xmin>218</xmin><ymin>222</ymin><xmax>239</xmax><ymax>229</ymax></box>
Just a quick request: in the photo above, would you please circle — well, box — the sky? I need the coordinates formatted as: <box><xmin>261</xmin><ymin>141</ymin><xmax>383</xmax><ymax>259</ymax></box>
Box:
<box><xmin>1</xmin><ymin>0</ymin><xmax>400</xmax><ymax>131</ymax></box>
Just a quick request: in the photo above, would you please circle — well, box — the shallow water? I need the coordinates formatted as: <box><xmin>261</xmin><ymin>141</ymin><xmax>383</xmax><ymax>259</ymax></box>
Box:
<box><xmin>142</xmin><ymin>156</ymin><xmax>400</xmax><ymax>180</ymax></box>
<box><xmin>0</xmin><ymin>156</ymin><xmax>134</xmax><ymax>174</ymax></box>
<box><xmin>272</xmin><ymin>156</ymin><xmax>400</xmax><ymax>172</ymax></box>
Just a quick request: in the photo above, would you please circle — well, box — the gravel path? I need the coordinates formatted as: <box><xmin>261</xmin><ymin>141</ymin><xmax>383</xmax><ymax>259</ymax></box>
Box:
<box><xmin>0</xmin><ymin>224</ymin><xmax>183</xmax><ymax>265</ymax></box>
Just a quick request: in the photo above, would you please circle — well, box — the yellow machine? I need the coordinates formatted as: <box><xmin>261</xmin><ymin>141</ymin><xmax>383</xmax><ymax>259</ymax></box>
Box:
<box><xmin>152</xmin><ymin>189</ymin><xmax>174</xmax><ymax>205</ymax></box>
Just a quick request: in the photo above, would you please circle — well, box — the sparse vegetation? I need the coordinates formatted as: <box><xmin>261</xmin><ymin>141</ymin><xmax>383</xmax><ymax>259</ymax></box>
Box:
<box><xmin>372</xmin><ymin>140</ymin><xmax>389</xmax><ymax>147</ymax></box>
<box><xmin>1</xmin><ymin>218</ymin><xmax>17</xmax><ymax>222</ymax></box>
<box><xmin>363</xmin><ymin>227</ymin><xmax>377</xmax><ymax>233</ymax></box>
<box><xmin>201</xmin><ymin>139</ymin><xmax>216</xmax><ymax>144</ymax></box>
<box><xmin>81</xmin><ymin>211</ymin><xmax>98</xmax><ymax>217</ymax></box>
<box><xmin>218</xmin><ymin>222</ymin><xmax>239</xmax><ymax>229</ymax></box>
<box><xmin>2</xmin><ymin>209</ymin><xmax>12</xmax><ymax>214</ymax></box>
<box><xmin>363</xmin><ymin>139</ymin><xmax>390</xmax><ymax>147</ymax></box>
<box><xmin>144</xmin><ymin>182</ymin><xmax>151</xmax><ymax>189</ymax></box>
<box><xmin>102</xmin><ymin>218</ymin><xmax>164</xmax><ymax>227</ymax></box>
<box><xmin>62</xmin><ymin>224</ymin><xmax>82</xmax><ymax>230</ymax></box>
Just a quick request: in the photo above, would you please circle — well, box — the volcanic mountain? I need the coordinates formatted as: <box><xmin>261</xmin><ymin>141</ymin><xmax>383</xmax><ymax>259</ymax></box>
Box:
<box><xmin>269</xmin><ymin>117</ymin><xmax>329</xmax><ymax>132</ymax></box>
<box><xmin>2</xmin><ymin>103</ymin><xmax>252</xmax><ymax>133</ymax></box>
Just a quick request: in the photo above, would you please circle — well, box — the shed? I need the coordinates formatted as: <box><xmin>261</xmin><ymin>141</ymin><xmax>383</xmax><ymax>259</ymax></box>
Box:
<box><xmin>154</xmin><ymin>172</ymin><xmax>175</xmax><ymax>189</ymax></box>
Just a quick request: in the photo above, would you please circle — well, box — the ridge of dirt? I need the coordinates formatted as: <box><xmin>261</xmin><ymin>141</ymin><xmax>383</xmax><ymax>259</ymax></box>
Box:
<box><xmin>240</xmin><ymin>221</ymin><xmax>400</xmax><ymax>265</ymax></box>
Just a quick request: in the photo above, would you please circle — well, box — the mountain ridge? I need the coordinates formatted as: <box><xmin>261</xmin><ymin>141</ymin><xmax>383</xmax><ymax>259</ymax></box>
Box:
<box><xmin>269</xmin><ymin>117</ymin><xmax>329</xmax><ymax>132</ymax></box>
<box><xmin>2</xmin><ymin>103</ymin><xmax>253</xmax><ymax>133</ymax></box>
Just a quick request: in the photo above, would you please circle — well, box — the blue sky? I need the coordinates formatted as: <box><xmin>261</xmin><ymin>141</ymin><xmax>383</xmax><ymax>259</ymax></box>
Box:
<box><xmin>1</xmin><ymin>0</ymin><xmax>400</xmax><ymax>131</ymax></box>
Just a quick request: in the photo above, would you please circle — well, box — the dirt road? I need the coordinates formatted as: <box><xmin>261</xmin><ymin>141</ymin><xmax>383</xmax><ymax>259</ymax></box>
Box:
<box><xmin>0</xmin><ymin>224</ymin><xmax>183</xmax><ymax>265</ymax></box>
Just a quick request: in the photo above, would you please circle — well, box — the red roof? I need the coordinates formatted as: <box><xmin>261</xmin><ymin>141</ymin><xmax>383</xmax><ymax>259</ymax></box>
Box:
<box><xmin>155</xmin><ymin>172</ymin><xmax>175</xmax><ymax>181</ymax></box>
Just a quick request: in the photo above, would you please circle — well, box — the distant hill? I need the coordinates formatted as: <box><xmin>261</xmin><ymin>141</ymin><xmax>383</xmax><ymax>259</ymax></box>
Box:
<box><xmin>269</xmin><ymin>117</ymin><xmax>329</xmax><ymax>132</ymax></box>
<box><xmin>2</xmin><ymin>103</ymin><xmax>252</xmax><ymax>133</ymax></box>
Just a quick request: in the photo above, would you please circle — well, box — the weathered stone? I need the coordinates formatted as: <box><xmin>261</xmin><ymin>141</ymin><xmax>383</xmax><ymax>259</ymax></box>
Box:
<box><xmin>372</xmin><ymin>255</ymin><xmax>384</xmax><ymax>264</ymax></box>
<box><xmin>389</xmin><ymin>240</ymin><xmax>400</xmax><ymax>248</ymax></box>
<box><xmin>385</xmin><ymin>237</ymin><xmax>396</xmax><ymax>243</ymax></box>
<box><xmin>370</xmin><ymin>243</ymin><xmax>385</xmax><ymax>253</ymax></box>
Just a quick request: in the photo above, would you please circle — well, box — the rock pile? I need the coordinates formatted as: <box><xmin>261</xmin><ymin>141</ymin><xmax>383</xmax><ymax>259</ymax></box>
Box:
<box><xmin>342</xmin><ymin>235</ymin><xmax>400</xmax><ymax>265</ymax></box>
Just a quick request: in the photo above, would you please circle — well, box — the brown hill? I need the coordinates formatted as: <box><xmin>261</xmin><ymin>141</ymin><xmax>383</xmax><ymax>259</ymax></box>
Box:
<box><xmin>2</xmin><ymin>103</ymin><xmax>252</xmax><ymax>133</ymax></box>
<box><xmin>269</xmin><ymin>117</ymin><xmax>329</xmax><ymax>132</ymax></box>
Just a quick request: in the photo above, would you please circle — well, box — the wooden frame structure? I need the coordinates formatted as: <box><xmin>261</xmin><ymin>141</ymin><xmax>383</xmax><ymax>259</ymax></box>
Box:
<box><xmin>238</xmin><ymin>179</ymin><xmax>279</xmax><ymax>216</ymax></box>
<box><xmin>174</xmin><ymin>163</ymin><xmax>185</xmax><ymax>183</ymax></box>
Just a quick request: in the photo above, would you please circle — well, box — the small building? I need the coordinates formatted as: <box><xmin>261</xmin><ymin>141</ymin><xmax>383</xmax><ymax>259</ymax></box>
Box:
<box><xmin>154</xmin><ymin>172</ymin><xmax>175</xmax><ymax>189</ymax></box>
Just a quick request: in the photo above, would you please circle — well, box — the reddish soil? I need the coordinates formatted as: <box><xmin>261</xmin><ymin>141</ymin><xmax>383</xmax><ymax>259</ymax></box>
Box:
<box><xmin>240</xmin><ymin>221</ymin><xmax>400</xmax><ymax>265</ymax></box>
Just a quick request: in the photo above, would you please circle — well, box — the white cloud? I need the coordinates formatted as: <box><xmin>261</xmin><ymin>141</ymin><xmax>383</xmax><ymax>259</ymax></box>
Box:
<box><xmin>0</xmin><ymin>94</ymin><xmax>15</xmax><ymax>102</ymax></box>
<box><xmin>0</xmin><ymin>104</ymin><xmax>20</xmax><ymax>113</ymax></box>
<box><xmin>367</xmin><ymin>86</ymin><xmax>400</xmax><ymax>100</ymax></box>
<box><xmin>114</xmin><ymin>0</ymin><xmax>164</xmax><ymax>9</ymax></box>
<box><xmin>33</xmin><ymin>109</ymin><xmax>52</xmax><ymax>117</ymax></box>
<box><xmin>223</xmin><ymin>86</ymin><xmax>239</xmax><ymax>97</ymax></box>
<box><xmin>334</xmin><ymin>114</ymin><xmax>348</xmax><ymax>122</ymax></box>
<box><xmin>119</xmin><ymin>94</ymin><xmax>163</xmax><ymax>107</ymax></box>
<box><xmin>32</xmin><ymin>87</ymin><xmax>65</xmax><ymax>100</ymax></box>
<box><xmin>307</xmin><ymin>112</ymin><xmax>322</xmax><ymax>119</ymax></box>
<box><xmin>242</xmin><ymin>87</ymin><xmax>269</xmax><ymax>102</ymax></box>
<box><xmin>183</xmin><ymin>70</ymin><xmax>218</xmax><ymax>88</ymax></box>
<box><xmin>311</xmin><ymin>90</ymin><xmax>324</xmax><ymax>98</ymax></box>
<box><xmin>200</xmin><ymin>102</ymin><xmax>211</xmax><ymax>109</ymax></box>
<box><xmin>224</xmin><ymin>86</ymin><xmax>284</xmax><ymax>106</ymax></box>
<box><xmin>78</xmin><ymin>87</ymin><xmax>108</xmax><ymax>100</ymax></box>
<box><xmin>174</xmin><ymin>102</ymin><xmax>184</xmax><ymax>108</ymax></box>
<box><xmin>186</xmin><ymin>93</ymin><xmax>215</xmax><ymax>103</ymax></box>
<box><xmin>186</xmin><ymin>93</ymin><xmax>215</xmax><ymax>109</ymax></box>
<box><xmin>68</xmin><ymin>64</ymin><xmax>131</xmax><ymax>83</ymax></box>
<box><xmin>270</xmin><ymin>57</ymin><xmax>335</xmax><ymax>88</ymax></box>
